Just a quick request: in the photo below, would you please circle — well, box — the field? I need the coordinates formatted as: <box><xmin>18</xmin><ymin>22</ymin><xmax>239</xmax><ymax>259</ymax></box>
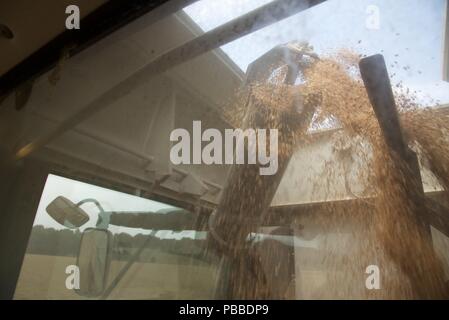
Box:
<box><xmin>14</xmin><ymin>253</ymin><xmax>218</xmax><ymax>300</ymax></box>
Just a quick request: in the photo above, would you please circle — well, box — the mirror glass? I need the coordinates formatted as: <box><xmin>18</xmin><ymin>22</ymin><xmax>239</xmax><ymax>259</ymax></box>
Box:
<box><xmin>46</xmin><ymin>196</ymin><xmax>90</xmax><ymax>228</ymax></box>
<box><xmin>77</xmin><ymin>228</ymin><xmax>111</xmax><ymax>297</ymax></box>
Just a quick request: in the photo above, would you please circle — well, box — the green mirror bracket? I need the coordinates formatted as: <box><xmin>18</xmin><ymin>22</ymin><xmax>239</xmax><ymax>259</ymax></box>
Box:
<box><xmin>74</xmin><ymin>198</ymin><xmax>110</xmax><ymax>229</ymax></box>
<box><xmin>96</xmin><ymin>211</ymin><xmax>111</xmax><ymax>229</ymax></box>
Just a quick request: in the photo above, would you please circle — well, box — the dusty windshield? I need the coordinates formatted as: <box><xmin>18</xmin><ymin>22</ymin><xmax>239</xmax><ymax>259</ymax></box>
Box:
<box><xmin>1</xmin><ymin>0</ymin><xmax>449</xmax><ymax>300</ymax></box>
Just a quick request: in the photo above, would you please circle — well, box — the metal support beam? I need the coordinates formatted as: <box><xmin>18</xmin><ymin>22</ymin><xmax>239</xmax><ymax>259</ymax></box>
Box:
<box><xmin>360</xmin><ymin>55</ymin><xmax>413</xmax><ymax>160</ymax></box>
<box><xmin>360</xmin><ymin>54</ymin><xmax>449</xmax><ymax>236</ymax></box>
<box><xmin>360</xmin><ymin>54</ymin><xmax>448</xmax><ymax>299</ymax></box>
<box><xmin>360</xmin><ymin>54</ymin><xmax>426</xmax><ymax>202</ymax></box>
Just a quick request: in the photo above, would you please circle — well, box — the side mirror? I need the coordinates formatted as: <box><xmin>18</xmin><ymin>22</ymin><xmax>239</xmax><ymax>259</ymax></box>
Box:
<box><xmin>76</xmin><ymin>228</ymin><xmax>112</xmax><ymax>297</ymax></box>
<box><xmin>46</xmin><ymin>196</ymin><xmax>90</xmax><ymax>228</ymax></box>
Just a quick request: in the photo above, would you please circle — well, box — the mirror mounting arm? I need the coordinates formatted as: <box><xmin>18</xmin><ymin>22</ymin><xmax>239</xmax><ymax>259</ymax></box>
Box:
<box><xmin>75</xmin><ymin>198</ymin><xmax>110</xmax><ymax>229</ymax></box>
<box><xmin>76</xmin><ymin>198</ymin><xmax>105</xmax><ymax>212</ymax></box>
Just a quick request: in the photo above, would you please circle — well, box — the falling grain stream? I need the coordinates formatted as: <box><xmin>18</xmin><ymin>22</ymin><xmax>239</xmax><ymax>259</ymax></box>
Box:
<box><xmin>208</xmin><ymin>46</ymin><xmax>449</xmax><ymax>299</ymax></box>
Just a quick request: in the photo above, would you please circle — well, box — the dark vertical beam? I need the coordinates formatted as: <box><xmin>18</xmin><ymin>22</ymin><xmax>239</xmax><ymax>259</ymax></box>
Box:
<box><xmin>359</xmin><ymin>54</ymin><xmax>448</xmax><ymax>299</ymax></box>
<box><xmin>359</xmin><ymin>55</ymin><xmax>449</xmax><ymax>237</ymax></box>
<box><xmin>360</xmin><ymin>55</ymin><xmax>409</xmax><ymax>159</ymax></box>
<box><xmin>0</xmin><ymin>159</ymin><xmax>48</xmax><ymax>300</ymax></box>
<box><xmin>360</xmin><ymin>57</ymin><xmax>449</xmax><ymax>239</ymax></box>
<box><xmin>359</xmin><ymin>54</ymin><xmax>424</xmax><ymax>193</ymax></box>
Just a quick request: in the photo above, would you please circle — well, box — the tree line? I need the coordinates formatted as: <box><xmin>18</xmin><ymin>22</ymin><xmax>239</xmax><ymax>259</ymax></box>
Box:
<box><xmin>26</xmin><ymin>225</ymin><xmax>207</xmax><ymax>263</ymax></box>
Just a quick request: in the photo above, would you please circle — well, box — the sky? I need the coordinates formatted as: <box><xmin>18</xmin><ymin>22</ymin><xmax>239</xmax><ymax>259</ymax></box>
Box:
<box><xmin>184</xmin><ymin>0</ymin><xmax>449</xmax><ymax>105</ymax></box>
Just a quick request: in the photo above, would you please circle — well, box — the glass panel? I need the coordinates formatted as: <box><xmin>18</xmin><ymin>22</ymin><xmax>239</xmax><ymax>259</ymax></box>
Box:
<box><xmin>14</xmin><ymin>175</ymin><xmax>220</xmax><ymax>299</ymax></box>
<box><xmin>2</xmin><ymin>0</ymin><xmax>448</xmax><ymax>300</ymax></box>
